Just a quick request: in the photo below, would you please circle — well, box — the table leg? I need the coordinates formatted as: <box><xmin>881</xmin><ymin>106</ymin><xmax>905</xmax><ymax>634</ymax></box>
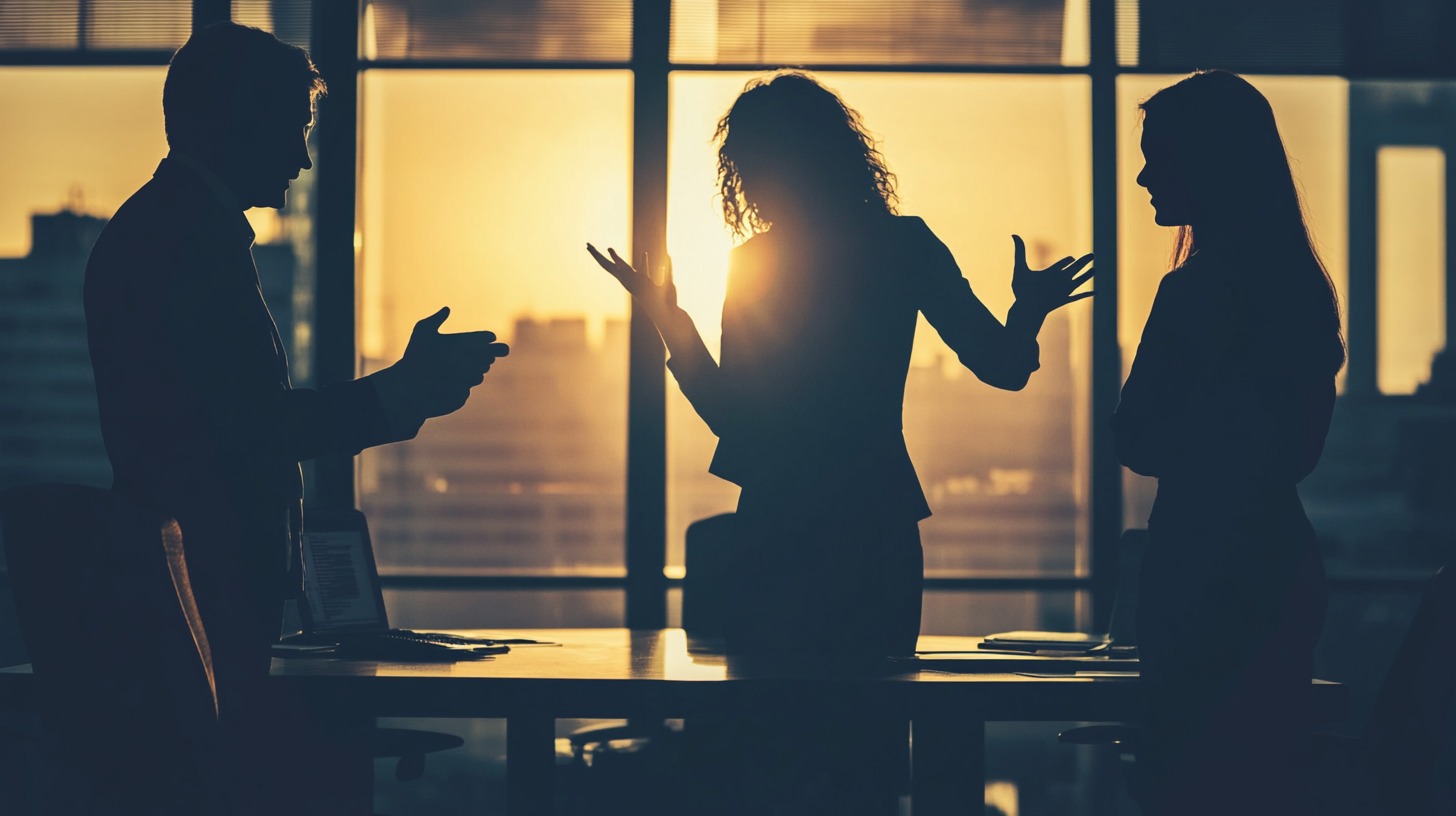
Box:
<box><xmin>912</xmin><ymin>717</ymin><xmax>985</xmax><ymax>816</ymax></box>
<box><xmin>506</xmin><ymin>714</ymin><xmax>556</xmax><ymax>816</ymax></box>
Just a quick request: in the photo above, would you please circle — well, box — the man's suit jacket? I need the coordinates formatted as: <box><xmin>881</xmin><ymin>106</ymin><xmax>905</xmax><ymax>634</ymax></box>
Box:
<box><xmin>85</xmin><ymin>157</ymin><xmax>414</xmax><ymax>626</ymax></box>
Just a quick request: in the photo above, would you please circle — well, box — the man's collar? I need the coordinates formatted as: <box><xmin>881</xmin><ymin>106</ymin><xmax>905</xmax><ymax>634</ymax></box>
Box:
<box><xmin>161</xmin><ymin>152</ymin><xmax>257</xmax><ymax>244</ymax></box>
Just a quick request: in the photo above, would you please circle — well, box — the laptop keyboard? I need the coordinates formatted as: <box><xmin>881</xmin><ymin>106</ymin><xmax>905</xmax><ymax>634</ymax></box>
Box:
<box><xmin>276</xmin><ymin>629</ymin><xmax>511</xmax><ymax>660</ymax></box>
<box><xmin>381</xmin><ymin>629</ymin><xmax>504</xmax><ymax>646</ymax></box>
<box><xmin>332</xmin><ymin>631</ymin><xmax>509</xmax><ymax>661</ymax></box>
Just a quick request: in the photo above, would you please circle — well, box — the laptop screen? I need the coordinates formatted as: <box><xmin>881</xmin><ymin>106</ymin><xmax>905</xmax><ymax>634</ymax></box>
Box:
<box><xmin>299</xmin><ymin>511</ymin><xmax>390</xmax><ymax>634</ymax></box>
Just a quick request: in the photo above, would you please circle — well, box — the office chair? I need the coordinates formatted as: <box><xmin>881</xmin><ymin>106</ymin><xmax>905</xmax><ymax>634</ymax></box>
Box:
<box><xmin>1060</xmin><ymin>563</ymin><xmax>1456</xmax><ymax>816</ymax></box>
<box><xmin>555</xmin><ymin>513</ymin><xmax>737</xmax><ymax>815</ymax></box>
<box><xmin>1</xmin><ymin>483</ymin><xmax>222</xmax><ymax>815</ymax></box>
<box><xmin>560</xmin><ymin>512</ymin><xmax>913</xmax><ymax>816</ymax></box>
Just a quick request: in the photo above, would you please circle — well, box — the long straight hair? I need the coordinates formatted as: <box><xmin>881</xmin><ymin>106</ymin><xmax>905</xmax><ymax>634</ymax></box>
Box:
<box><xmin>1141</xmin><ymin>70</ymin><xmax>1345</xmax><ymax>374</ymax></box>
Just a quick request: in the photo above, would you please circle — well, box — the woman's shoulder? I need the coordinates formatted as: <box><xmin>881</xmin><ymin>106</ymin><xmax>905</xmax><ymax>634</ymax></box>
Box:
<box><xmin>1157</xmin><ymin>254</ymin><xmax>1217</xmax><ymax>297</ymax></box>
<box><xmin>884</xmin><ymin>213</ymin><xmax>954</xmax><ymax>258</ymax></box>
<box><xmin>889</xmin><ymin>212</ymin><xmax>936</xmax><ymax>239</ymax></box>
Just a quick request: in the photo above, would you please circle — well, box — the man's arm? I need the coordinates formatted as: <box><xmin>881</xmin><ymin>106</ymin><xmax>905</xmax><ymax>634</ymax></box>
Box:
<box><xmin>162</xmin><ymin>233</ymin><xmax>502</xmax><ymax>464</ymax></box>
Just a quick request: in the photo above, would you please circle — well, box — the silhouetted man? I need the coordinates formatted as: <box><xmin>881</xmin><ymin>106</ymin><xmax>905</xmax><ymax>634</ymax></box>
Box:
<box><xmin>84</xmin><ymin>22</ymin><xmax>506</xmax><ymax>814</ymax></box>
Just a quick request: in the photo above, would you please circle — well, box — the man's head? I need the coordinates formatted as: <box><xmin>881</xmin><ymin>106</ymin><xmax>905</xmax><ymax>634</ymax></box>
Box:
<box><xmin>163</xmin><ymin>22</ymin><xmax>326</xmax><ymax>209</ymax></box>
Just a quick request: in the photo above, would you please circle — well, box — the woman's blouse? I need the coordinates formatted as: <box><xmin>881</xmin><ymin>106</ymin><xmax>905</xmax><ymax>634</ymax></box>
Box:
<box><xmin>1112</xmin><ymin>252</ymin><xmax>1338</xmax><ymax>502</ymax></box>
<box><xmin>667</xmin><ymin>213</ymin><xmax>1042</xmax><ymax>522</ymax></box>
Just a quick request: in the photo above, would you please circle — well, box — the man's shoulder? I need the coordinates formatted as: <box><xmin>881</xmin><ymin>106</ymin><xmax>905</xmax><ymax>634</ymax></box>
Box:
<box><xmin>109</xmin><ymin>168</ymin><xmax>214</xmax><ymax>237</ymax></box>
<box><xmin>89</xmin><ymin>170</ymin><xmax>228</xmax><ymax>274</ymax></box>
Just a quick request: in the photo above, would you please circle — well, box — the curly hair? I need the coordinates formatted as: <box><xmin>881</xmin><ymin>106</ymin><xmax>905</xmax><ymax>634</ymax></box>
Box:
<box><xmin>713</xmin><ymin>71</ymin><xmax>897</xmax><ymax>238</ymax></box>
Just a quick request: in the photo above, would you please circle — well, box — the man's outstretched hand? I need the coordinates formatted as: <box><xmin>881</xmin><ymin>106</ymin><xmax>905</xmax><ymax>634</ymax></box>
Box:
<box><xmin>391</xmin><ymin>306</ymin><xmax>509</xmax><ymax>420</ymax></box>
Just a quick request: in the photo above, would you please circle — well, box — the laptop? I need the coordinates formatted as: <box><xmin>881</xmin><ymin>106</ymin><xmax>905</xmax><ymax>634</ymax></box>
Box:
<box><xmin>274</xmin><ymin>509</ymin><xmax>508</xmax><ymax>659</ymax></box>
<box><xmin>975</xmin><ymin>529</ymin><xmax>1146</xmax><ymax>655</ymax></box>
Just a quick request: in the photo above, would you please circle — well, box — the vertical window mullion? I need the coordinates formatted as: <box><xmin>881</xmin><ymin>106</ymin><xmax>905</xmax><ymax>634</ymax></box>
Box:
<box><xmin>193</xmin><ymin>0</ymin><xmax>229</xmax><ymax>31</ymax></box>
<box><xmin>627</xmin><ymin>0</ymin><xmax>671</xmax><ymax>628</ymax></box>
<box><xmin>1089</xmin><ymin>0</ymin><xmax>1123</xmax><ymax>630</ymax></box>
<box><xmin>309</xmin><ymin>0</ymin><xmax>361</xmax><ymax>512</ymax></box>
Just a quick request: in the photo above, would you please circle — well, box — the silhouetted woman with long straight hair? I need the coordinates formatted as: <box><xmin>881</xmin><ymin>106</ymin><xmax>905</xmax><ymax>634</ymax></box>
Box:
<box><xmin>1114</xmin><ymin>70</ymin><xmax>1345</xmax><ymax>816</ymax></box>
<box><xmin>589</xmin><ymin>70</ymin><xmax>1091</xmax><ymax>815</ymax></box>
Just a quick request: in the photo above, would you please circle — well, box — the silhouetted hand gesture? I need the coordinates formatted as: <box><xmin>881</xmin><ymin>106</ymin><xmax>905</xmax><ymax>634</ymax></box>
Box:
<box><xmin>586</xmin><ymin>244</ymin><xmax>680</xmax><ymax>326</ymax></box>
<box><xmin>1010</xmin><ymin>234</ymin><xmax>1095</xmax><ymax>316</ymax></box>
<box><xmin>395</xmin><ymin>307</ymin><xmax>510</xmax><ymax>419</ymax></box>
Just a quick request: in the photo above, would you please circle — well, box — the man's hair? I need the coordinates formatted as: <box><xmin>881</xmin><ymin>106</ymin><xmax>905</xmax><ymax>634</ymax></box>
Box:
<box><xmin>163</xmin><ymin>22</ymin><xmax>326</xmax><ymax>152</ymax></box>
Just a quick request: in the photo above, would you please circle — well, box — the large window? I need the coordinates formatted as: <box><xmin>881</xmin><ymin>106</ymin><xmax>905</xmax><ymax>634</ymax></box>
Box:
<box><xmin>666</xmin><ymin>72</ymin><xmax>1094</xmax><ymax>611</ymax></box>
<box><xmin>0</xmin><ymin>3</ymin><xmax>320</xmax><ymax>494</ymax></box>
<box><xmin>0</xmin><ymin>67</ymin><xmax>170</xmax><ymax>489</ymax></box>
<box><xmin>356</xmin><ymin>71</ymin><xmax>632</xmax><ymax>578</ymax></box>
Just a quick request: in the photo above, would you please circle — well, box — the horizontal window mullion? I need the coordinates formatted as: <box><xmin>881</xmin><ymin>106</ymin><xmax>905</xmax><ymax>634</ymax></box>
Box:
<box><xmin>0</xmin><ymin>50</ymin><xmax>175</xmax><ymax>66</ymax></box>
<box><xmin>376</xmin><ymin>574</ymin><xmax>1102</xmax><ymax>592</ymax></box>
<box><xmin>668</xmin><ymin>62</ymin><xmax>1089</xmax><ymax>75</ymax></box>
<box><xmin>359</xmin><ymin>59</ymin><xmax>632</xmax><ymax>71</ymax></box>
<box><xmin>379</xmin><ymin>574</ymin><xmax>628</xmax><ymax>591</ymax></box>
<box><xmin>376</xmin><ymin>572</ymin><xmax>1439</xmax><ymax>594</ymax></box>
<box><xmin>357</xmin><ymin>61</ymin><xmax>1096</xmax><ymax>75</ymax></box>
<box><xmin>1116</xmin><ymin>64</ymin><xmax>1360</xmax><ymax>78</ymax></box>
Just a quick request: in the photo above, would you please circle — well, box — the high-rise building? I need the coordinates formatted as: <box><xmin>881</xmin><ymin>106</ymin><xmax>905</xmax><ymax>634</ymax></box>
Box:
<box><xmin>0</xmin><ymin>210</ymin><xmax>109</xmax><ymax>489</ymax></box>
<box><xmin>0</xmin><ymin>207</ymin><xmax>302</xmax><ymax>490</ymax></box>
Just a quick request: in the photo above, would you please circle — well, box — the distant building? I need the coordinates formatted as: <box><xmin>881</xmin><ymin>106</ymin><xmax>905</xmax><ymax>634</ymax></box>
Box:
<box><xmin>360</xmin><ymin>316</ymin><xmax>629</xmax><ymax>573</ymax></box>
<box><xmin>0</xmin><ymin>207</ymin><xmax>301</xmax><ymax>489</ymax></box>
<box><xmin>362</xmin><ymin>309</ymin><xmax>1086</xmax><ymax>590</ymax></box>
<box><xmin>0</xmin><ymin>210</ymin><xmax>110</xmax><ymax>488</ymax></box>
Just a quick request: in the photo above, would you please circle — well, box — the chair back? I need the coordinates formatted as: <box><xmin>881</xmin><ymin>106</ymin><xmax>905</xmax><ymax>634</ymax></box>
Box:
<box><xmin>682</xmin><ymin>513</ymin><xmax>738</xmax><ymax>639</ymax></box>
<box><xmin>0</xmin><ymin>484</ymin><xmax>218</xmax><ymax>811</ymax></box>
<box><xmin>1363</xmin><ymin>564</ymin><xmax>1456</xmax><ymax>816</ymax></box>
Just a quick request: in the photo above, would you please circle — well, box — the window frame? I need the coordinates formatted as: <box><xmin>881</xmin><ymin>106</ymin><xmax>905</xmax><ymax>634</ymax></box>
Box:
<box><xmin>327</xmin><ymin>0</ymin><xmax>1120</xmax><ymax>629</ymax></box>
<box><xmin>8</xmin><ymin>1</ymin><xmax>1442</xmax><ymax>633</ymax></box>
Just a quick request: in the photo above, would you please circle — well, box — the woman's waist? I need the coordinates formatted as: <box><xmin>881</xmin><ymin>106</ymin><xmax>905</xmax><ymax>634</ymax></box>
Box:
<box><xmin>711</xmin><ymin>431</ymin><xmax>930</xmax><ymax>515</ymax></box>
<box><xmin>1149</xmin><ymin>478</ymin><xmax>1308</xmax><ymax>527</ymax></box>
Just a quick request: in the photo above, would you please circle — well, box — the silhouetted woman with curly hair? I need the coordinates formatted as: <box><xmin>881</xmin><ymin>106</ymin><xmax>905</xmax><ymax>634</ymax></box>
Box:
<box><xmin>589</xmin><ymin>71</ymin><xmax>1091</xmax><ymax>816</ymax></box>
<box><xmin>592</xmin><ymin>70</ymin><xmax>1091</xmax><ymax>658</ymax></box>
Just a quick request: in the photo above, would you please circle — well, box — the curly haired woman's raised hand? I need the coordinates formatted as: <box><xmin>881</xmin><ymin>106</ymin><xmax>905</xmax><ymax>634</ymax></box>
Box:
<box><xmin>587</xmin><ymin>244</ymin><xmax>680</xmax><ymax>324</ymax></box>
<box><xmin>1009</xmin><ymin>234</ymin><xmax>1095</xmax><ymax>316</ymax></box>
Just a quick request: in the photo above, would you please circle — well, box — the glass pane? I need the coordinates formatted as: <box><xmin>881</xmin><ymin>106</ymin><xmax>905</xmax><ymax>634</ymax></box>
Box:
<box><xmin>1377</xmin><ymin>146</ymin><xmax>1446</xmax><ymax>396</ymax></box>
<box><xmin>233</xmin><ymin>0</ymin><xmax>313</xmax><ymax>51</ymax></box>
<box><xmin>382</xmin><ymin>588</ymin><xmax>625</xmax><ymax>628</ymax></box>
<box><xmin>0</xmin><ymin>0</ymin><xmax>80</xmax><ymax>49</ymax></box>
<box><xmin>670</xmin><ymin>0</ymin><xmax>1089</xmax><ymax>67</ymax></box>
<box><xmin>1114</xmin><ymin>0</ymin><xmax>1139</xmax><ymax>66</ymax></box>
<box><xmin>86</xmin><ymin>0</ymin><xmax>190</xmax><ymax>50</ymax></box>
<box><xmin>1313</xmin><ymin>81</ymin><xmax>1456</xmax><ymax>578</ymax></box>
<box><xmin>1116</xmin><ymin>75</ymin><xmax>1350</xmax><ymax>528</ymax></box>
<box><xmin>666</xmin><ymin>72</ymin><xmax>1093</xmax><ymax>578</ymax></box>
<box><xmin>922</xmin><ymin>589</ymin><xmax>1080</xmax><ymax>636</ymax></box>
<box><xmin>357</xmin><ymin>70</ymin><xmax>632</xmax><ymax>575</ymax></box>
<box><xmin>361</xmin><ymin>0</ymin><xmax>632</xmax><ymax>62</ymax></box>
<box><xmin>0</xmin><ymin>67</ymin><xmax>169</xmax><ymax>489</ymax></box>
<box><xmin>0</xmin><ymin>66</ymin><xmax>319</xmax><ymax>491</ymax></box>
<box><xmin>0</xmin><ymin>0</ymin><xmax>191</xmax><ymax>52</ymax></box>
<box><xmin>1119</xmin><ymin>0</ymin><xmax>1344</xmax><ymax>71</ymax></box>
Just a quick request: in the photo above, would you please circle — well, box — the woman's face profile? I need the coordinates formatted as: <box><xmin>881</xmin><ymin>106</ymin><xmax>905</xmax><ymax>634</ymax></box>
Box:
<box><xmin>1136</xmin><ymin>119</ymin><xmax>1197</xmax><ymax>228</ymax></box>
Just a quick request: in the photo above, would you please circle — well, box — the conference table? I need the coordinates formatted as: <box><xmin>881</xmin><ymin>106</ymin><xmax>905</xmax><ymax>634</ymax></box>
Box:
<box><xmin>0</xmin><ymin>628</ymin><xmax>1346</xmax><ymax>815</ymax></box>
